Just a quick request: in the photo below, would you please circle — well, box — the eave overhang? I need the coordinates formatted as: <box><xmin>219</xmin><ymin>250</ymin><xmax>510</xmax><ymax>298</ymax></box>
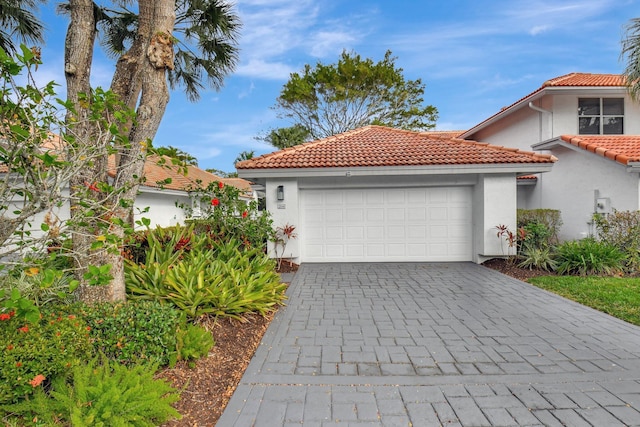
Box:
<box><xmin>237</xmin><ymin>163</ymin><xmax>554</xmax><ymax>181</ymax></box>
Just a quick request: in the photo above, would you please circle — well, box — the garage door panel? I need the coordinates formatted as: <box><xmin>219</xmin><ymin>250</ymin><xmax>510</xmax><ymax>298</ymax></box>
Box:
<box><xmin>301</xmin><ymin>187</ymin><xmax>472</xmax><ymax>262</ymax></box>
<box><xmin>346</xmin><ymin>208</ymin><xmax>364</xmax><ymax>222</ymax></box>
<box><xmin>367</xmin><ymin>226</ymin><xmax>384</xmax><ymax>239</ymax></box>
<box><xmin>388</xmin><ymin>208</ymin><xmax>405</xmax><ymax>221</ymax></box>
<box><xmin>367</xmin><ymin>208</ymin><xmax>384</xmax><ymax>221</ymax></box>
<box><xmin>408</xmin><ymin>208</ymin><xmax>426</xmax><ymax>221</ymax></box>
<box><xmin>385</xmin><ymin>191</ymin><xmax>405</xmax><ymax>204</ymax></box>
<box><xmin>326</xmin><ymin>226</ymin><xmax>343</xmax><ymax>239</ymax></box>
<box><xmin>325</xmin><ymin>209</ymin><xmax>342</xmax><ymax>222</ymax></box>
<box><xmin>346</xmin><ymin>226</ymin><xmax>364</xmax><ymax>239</ymax></box>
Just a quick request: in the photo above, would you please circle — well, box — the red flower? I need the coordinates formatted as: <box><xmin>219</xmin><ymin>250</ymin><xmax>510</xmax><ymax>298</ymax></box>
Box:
<box><xmin>218</xmin><ymin>182</ymin><xmax>224</xmax><ymax>189</ymax></box>
<box><xmin>15</xmin><ymin>362</ymin><xmax>22</xmax><ymax>367</ymax></box>
<box><xmin>7</xmin><ymin>344</ymin><xmax>14</xmax><ymax>350</ymax></box>
<box><xmin>18</xmin><ymin>325</ymin><xmax>29</xmax><ymax>333</ymax></box>
<box><xmin>0</xmin><ymin>313</ymin><xmax>11</xmax><ymax>321</ymax></box>
<box><xmin>84</xmin><ymin>181</ymin><xmax>100</xmax><ymax>192</ymax></box>
<box><xmin>242</xmin><ymin>211</ymin><xmax>248</xmax><ymax>218</ymax></box>
<box><xmin>29</xmin><ymin>374</ymin><xmax>46</xmax><ymax>387</ymax></box>
<box><xmin>211</xmin><ymin>198</ymin><xmax>220</xmax><ymax>206</ymax></box>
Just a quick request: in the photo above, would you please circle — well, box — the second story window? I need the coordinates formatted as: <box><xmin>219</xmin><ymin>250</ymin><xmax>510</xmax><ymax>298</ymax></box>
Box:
<box><xmin>578</xmin><ymin>98</ymin><xmax>624</xmax><ymax>135</ymax></box>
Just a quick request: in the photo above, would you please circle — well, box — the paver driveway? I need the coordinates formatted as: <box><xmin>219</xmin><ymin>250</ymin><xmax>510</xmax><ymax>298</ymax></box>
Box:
<box><xmin>218</xmin><ymin>263</ymin><xmax>640</xmax><ymax>426</ymax></box>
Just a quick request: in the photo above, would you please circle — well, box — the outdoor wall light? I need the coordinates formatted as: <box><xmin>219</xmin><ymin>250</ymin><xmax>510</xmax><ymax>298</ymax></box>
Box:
<box><xmin>276</xmin><ymin>185</ymin><xmax>285</xmax><ymax>201</ymax></box>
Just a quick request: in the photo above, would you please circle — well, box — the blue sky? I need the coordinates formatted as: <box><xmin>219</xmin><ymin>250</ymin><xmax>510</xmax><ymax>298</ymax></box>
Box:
<box><xmin>34</xmin><ymin>0</ymin><xmax>638</xmax><ymax>172</ymax></box>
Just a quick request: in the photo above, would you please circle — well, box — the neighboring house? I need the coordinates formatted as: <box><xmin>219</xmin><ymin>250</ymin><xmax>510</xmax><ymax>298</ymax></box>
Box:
<box><xmin>460</xmin><ymin>73</ymin><xmax>640</xmax><ymax>240</ymax></box>
<box><xmin>236</xmin><ymin>125</ymin><xmax>554</xmax><ymax>264</ymax></box>
<box><xmin>0</xmin><ymin>151</ymin><xmax>254</xmax><ymax>251</ymax></box>
<box><xmin>130</xmin><ymin>155</ymin><xmax>255</xmax><ymax>228</ymax></box>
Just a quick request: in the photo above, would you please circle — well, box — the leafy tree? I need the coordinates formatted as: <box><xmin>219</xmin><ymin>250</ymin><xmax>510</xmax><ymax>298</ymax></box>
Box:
<box><xmin>152</xmin><ymin>145</ymin><xmax>198</xmax><ymax>166</ymax></box>
<box><xmin>0</xmin><ymin>0</ymin><xmax>45</xmax><ymax>54</ymax></box>
<box><xmin>0</xmin><ymin>46</ymin><xmax>122</xmax><ymax>265</ymax></box>
<box><xmin>259</xmin><ymin>124</ymin><xmax>310</xmax><ymax>150</ymax></box>
<box><xmin>622</xmin><ymin>17</ymin><xmax>640</xmax><ymax>100</ymax></box>
<box><xmin>275</xmin><ymin>50</ymin><xmax>438</xmax><ymax>140</ymax></box>
<box><xmin>61</xmin><ymin>0</ymin><xmax>240</xmax><ymax>302</ymax></box>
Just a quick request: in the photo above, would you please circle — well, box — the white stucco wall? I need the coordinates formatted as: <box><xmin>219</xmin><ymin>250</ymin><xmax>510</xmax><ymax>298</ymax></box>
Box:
<box><xmin>537</xmin><ymin>146</ymin><xmax>640</xmax><ymax>240</ymax></box>
<box><xmin>134</xmin><ymin>190</ymin><xmax>190</xmax><ymax>229</ymax></box>
<box><xmin>473</xmin><ymin>174</ymin><xmax>517</xmax><ymax>261</ymax></box>
<box><xmin>265</xmin><ymin>179</ymin><xmax>301</xmax><ymax>261</ymax></box>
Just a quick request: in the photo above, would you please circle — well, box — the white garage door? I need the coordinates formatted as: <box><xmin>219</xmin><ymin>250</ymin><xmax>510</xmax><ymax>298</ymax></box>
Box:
<box><xmin>300</xmin><ymin>187</ymin><xmax>473</xmax><ymax>262</ymax></box>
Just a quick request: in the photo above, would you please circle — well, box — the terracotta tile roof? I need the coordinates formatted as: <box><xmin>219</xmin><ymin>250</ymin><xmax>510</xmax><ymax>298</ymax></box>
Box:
<box><xmin>236</xmin><ymin>126</ymin><xmax>555</xmax><ymax>170</ymax></box>
<box><xmin>109</xmin><ymin>155</ymin><xmax>232</xmax><ymax>192</ymax></box>
<box><xmin>542</xmin><ymin>73</ymin><xmax>625</xmax><ymax>88</ymax></box>
<box><xmin>517</xmin><ymin>174</ymin><xmax>538</xmax><ymax>180</ymax></box>
<box><xmin>559</xmin><ymin>135</ymin><xmax>640</xmax><ymax>165</ymax></box>
<box><xmin>463</xmin><ymin>73</ymin><xmax>627</xmax><ymax>138</ymax></box>
<box><xmin>422</xmin><ymin>130</ymin><xmax>466</xmax><ymax>138</ymax></box>
<box><xmin>2</xmin><ymin>135</ymin><xmax>253</xmax><ymax>195</ymax></box>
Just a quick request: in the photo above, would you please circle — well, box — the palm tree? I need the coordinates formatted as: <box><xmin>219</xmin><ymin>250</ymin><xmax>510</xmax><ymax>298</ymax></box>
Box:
<box><xmin>235</xmin><ymin>150</ymin><xmax>254</xmax><ymax>164</ymax></box>
<box><xmin>622</xmin><ymin>17</ymin><xmax>640</xmax><ymax>100</ymax></box>
<box><xmin>0</xmin><ymin>0</ymin><xmax>45</xmax><ymax>54</ymax></box>
<box><xmin>90</xmin><ymin>0</ymin><xmax>240</xmax><ymax>101</ymax></box>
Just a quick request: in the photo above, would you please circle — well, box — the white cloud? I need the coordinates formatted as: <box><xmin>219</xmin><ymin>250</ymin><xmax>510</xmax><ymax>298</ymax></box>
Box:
<box><xmin>529</xmin><ymin>25</ymin><xmax>550</xmax><ymax>36</ymax></box>
<box><xmin>238</xmin><ymin>81</ymin><xmax>256</xmax><ymax>99</ymax></box>
<box><xmin>234</xmin><ymin>0</ymin><xmax>368</xmax><ymax>80</ymax></box>
<box><xmin>235</xmin><ymin>59</ymin><xmax>296</xmax><ymax>80</ymax></box>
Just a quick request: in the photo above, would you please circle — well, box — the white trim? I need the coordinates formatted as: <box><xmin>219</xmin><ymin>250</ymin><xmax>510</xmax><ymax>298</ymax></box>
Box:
<box><xmin>239</xmin><ymin>163</ymin><xmax>553</xmax><ymax>179</ymax></box>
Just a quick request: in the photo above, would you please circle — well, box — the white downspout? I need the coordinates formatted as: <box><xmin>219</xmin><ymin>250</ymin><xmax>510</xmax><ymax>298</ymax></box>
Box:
<box><xmin>528</xmin><ymin>101</ymin><xmax>552</xmax><ymax>115</ymax></box>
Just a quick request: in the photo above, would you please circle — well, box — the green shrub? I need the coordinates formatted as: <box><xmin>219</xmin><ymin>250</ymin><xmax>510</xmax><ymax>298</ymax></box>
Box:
<box><xmin>78</xmin><ymin>300</ymin><xmax>181</xmax><ymax>366</ymax></box>
<box><xmin>127</xmin><ymin>239</ymin><xmax>287</xmax><ymax>320</ymax></box>
<box><xmin>0</xmin><ymin>268</ymin><xmax>78</xmax><ymax>308</ymax></box>
<box><xmin>520</xmin><ymin>222</ymin><xmax>552</xmax><ymax>250</ymax></box>
<box><xmin>517</xmin><ymin>209</ymin><xmax>562</xmax><ymax>243</ymax></box>
<box><xmin>176</xmin><ymin>323</ymin><xmax>215</xmax><ymax>367</ymax></box>
<box><xmin>555</xmin><ymin>238</ymin><xmax>626</xmax><ymax>276</ymax></box>
<box><xmin>594</xmin><ymin>210</ymin><xmax>640</xmax><ymax>272</ymax></box>
<box><xmin>5</xmin><ymin>357</ymin><xmax>181</xmax><ymax>426</ymax></box>
<box><xmin>0</xmin><ymin>308</ymin><xmax>92</xmax><ymax>404</ymax></box>
<box><xmin>518</xmin><ymin>246</ymin><xmax>557</xmax><ymax>271</ymax></box>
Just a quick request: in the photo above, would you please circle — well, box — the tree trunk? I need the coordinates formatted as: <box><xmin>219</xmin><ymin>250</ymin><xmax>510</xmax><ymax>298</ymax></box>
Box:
<box><xmin>64</xmin><ymin>0</ymin><xmax>176</xmax><ymax>303</ymax></box>
<box><xmin>106</xmin><ymin>0</ymin><xmax>176</xmax><ymax>301</ymax></box>
<box><xmin>65</xmin><ymin>0</ymin><xmax>114</xmax><ymax>303</ymax></box>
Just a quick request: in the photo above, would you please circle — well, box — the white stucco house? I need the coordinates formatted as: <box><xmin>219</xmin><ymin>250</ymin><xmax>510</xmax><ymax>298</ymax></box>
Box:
<box><xmin>236</xmin><ymin>125</ymin><xmax>555</xmax><ymax>264</ymax></box>
<box><xmin>131</xmin><ymin>155</ymin><xmax>255</xmax><ymax>228</ymax></box>
<box><xmin>460</xmin><ymin>73</ymin><xmax>640</xmax><ymax>241</ymax></box>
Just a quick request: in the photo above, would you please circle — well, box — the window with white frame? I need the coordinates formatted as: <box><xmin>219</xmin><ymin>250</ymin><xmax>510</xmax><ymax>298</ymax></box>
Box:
<box><xmin>578</xmin><ymin>98</ymin><xmax>624</xmax><ymax>135</ymax></box>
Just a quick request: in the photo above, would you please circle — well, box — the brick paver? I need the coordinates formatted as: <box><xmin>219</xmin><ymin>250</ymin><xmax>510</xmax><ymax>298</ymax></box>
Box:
<box><xmin>218</xmin><ymin>263</ymin><xmax>640</xmax><ymax>426</ymax></box>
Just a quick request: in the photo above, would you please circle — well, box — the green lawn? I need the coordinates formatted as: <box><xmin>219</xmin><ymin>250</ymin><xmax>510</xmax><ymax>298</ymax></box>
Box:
<box><xmin>528</xmin><ymin>276</ymin><xmax>640</xmax><ymax>326</ymax></box>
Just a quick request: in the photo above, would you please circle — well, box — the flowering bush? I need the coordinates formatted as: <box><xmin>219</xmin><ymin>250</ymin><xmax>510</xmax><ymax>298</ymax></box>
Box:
<box><xmin>182</xmin><ymin>180</ymin><xmax>275</xmax><ymax>250</ymax></box>
<box><xmin>0</xmin><ymin>308</ymin><xmax>92</xmax><ymax>404</ymax></box>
